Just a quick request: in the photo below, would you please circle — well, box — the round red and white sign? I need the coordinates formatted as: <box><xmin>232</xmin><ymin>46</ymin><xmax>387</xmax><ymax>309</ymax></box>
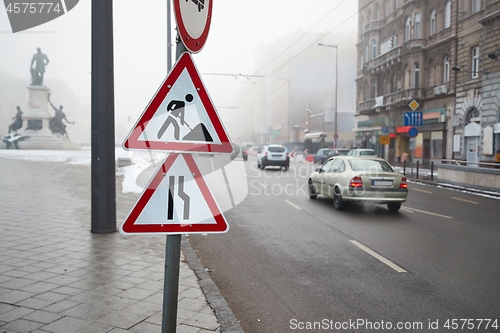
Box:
<box><xmin>173</xmin><ymin>0</ymin><xmax>212</xmax><ymax>53</ymax></box>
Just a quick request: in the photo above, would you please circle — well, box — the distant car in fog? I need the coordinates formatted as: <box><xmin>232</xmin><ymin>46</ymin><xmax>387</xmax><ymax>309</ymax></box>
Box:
<box><xmin>257</xmin><ymin>144</ymin><xmax>289</xmax><ymax>170</ymax></box>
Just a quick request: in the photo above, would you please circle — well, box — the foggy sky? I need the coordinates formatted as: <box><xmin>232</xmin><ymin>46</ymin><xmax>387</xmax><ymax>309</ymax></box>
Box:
<box><xmin>0</xmin><ymin>0</ymin><xmax>358</xmax><ymax>139</ymax></box>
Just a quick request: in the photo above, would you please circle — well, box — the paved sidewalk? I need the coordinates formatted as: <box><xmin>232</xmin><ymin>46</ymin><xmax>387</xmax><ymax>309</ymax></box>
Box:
<box><xmin>0</xmin><ymin>158</ymin><xmax>241</xmax><ymax>332</ymax></box>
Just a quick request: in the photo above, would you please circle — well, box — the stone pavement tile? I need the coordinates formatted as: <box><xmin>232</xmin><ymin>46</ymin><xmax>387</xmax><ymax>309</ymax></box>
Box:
<box><xmin>16</xmin><ymin>296</ymin><xmax>56</xmax><ymax>310</ymax></box>
<box><xmin>108</xmin><ymin>328</ymin><xmax>129</xmax><ymax>333</ymax></box>
<box><xmin>1</xmin><ymin>290</ymin><xmax>35</xmax><ymax>304</ymax></box>
<box><xmin>0</xmin><ymin>303</ymin><xmax>17</xmax><ymax>315</ymax></box>
<box><xmin>40</xmin><ymin>299</ymin><xmax>80</xmax><ymax>313</ymax></box>
<box><xmin>181</xmin><ymin>311</ymin><xmax>220</xmax><ymax>331</ymax></box>
<box><xmin>0</xmin><ymin>277</ymin><xmax>35</xmax><ymax>289</ymax></box>
<box><xmin>34</xmin><ymin>291</ymin><xmax>69</xmax><ymax>303</ymax></box>
<box><xmin>73</xmin><ymin>321</ymin><xmax>114</xmax><ymax>333</ymax></box>
<box><xmin>1</xmin><ymin>318</ymin><xmax>45</xmax><ymax>332</ymax></box>
<box><xmin>41</xmin><ymin>316</ymin><xmax>92</xmax><ymax>333</ymax></box>
<box><xmin>176</xmin><ymin>324</ymin><xmax>206</xmax><ymax>333</ymax></box>
<box><xmin>21</xmin><ymin>310</ymin><xmax>63</xmax><ymax>324</ymax></box>
<box><xmin>0</xmin><ymin>307</ymin><xmax>35</xmax><ymax>322</ymax></box>
<box><xmin>178</xmin><ymin>296</ymin><xmax>208</xmax><ymax>313</ymax></box>
<box><xmin>19</xmin><ymin>281</ymin><xmax>59</xmax><ymax>294</ymax></box>
<box><xmin>93</xmin><ymin>310</ymin><xmax>149</xmax><ymax>330</ymax></box>
<box><xmin>129</xmin><ymin>320</ymin><xmax>161</xmax><ymax>333</ymax></box>
<box><xmin>115</xmin><ymin>287</ymin><xmax>157</xmax><ymax>301</ymax></box>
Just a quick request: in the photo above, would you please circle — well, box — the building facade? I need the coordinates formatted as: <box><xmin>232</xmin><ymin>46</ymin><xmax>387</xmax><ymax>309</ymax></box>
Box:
<box><xmin>356</xmin><ymin>0</ymin><xmax>500</xmax><ymax>166</ymax></box>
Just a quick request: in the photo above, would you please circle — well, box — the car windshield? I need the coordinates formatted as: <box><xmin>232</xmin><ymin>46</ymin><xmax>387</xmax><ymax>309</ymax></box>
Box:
<box><xmin>268</xmin><ymin>146</ymin><xmax>286</xmax><ymax>152</ymax></box>
<box><xmin>349</xmin><ymin>159</ymin><xmax>393</xmax><ymax>172</ymax></box>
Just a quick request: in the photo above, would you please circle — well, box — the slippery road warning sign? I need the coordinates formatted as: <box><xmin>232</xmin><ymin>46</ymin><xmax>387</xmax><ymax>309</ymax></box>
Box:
<box><xmin>119</xmin><ymin>153</ymin><xmax>229</xmax><ymax>235</ymax></box>
<box><xmin>123</xmin><ymin>52</ymin><xmax>232</xmax><ymax>154</ymax></box>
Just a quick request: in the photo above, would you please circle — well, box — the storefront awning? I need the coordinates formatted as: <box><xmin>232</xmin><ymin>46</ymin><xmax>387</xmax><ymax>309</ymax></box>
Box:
<box><xmin>396</xmin><ymin>126</ymin><xmax>412</xmax><ymax>133</ymax></box>
<box><xmin>304</xmin><ymin>132</ymin><xmax>326</xmax><ymax>139</ymax></box>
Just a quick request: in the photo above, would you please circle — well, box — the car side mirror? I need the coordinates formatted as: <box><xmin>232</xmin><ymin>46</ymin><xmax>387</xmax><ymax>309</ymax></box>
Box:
<box><xmin>315</xmin><ymin>168</ymin><xmax>322</xmax><ymax>173</ymax></box>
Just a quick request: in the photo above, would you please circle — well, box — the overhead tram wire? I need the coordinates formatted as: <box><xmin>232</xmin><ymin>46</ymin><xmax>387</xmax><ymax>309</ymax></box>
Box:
<box><xmin>257</xmin><ymin>0</ymin><xmax>376</xmax><ymax>80</ymax></box>
<box><xmin>253</xmin><ymin>0</ymin><xmax>347</xmax><ymax>75</ymax></box>
<box><xmin>232</xmin><ymin>0</ymin><xmax>375</xmax><ymax>107</ymax></box>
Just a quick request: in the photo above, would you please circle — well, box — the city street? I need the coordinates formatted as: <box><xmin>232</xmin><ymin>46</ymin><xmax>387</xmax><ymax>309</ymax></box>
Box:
<box><xmin>189</xmin><ymin>155</ymin><xmax>500</xmax><ymax>333</ymax></box>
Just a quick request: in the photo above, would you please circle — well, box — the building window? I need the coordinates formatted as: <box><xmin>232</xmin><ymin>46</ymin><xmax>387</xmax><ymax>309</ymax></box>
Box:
<box><xmin>385</xmin><ymin>0</ymin><xmax>389</xmax><ymax>17</ymax></box>
<box><xmin>414</xmin><ymin>13</ymin><xmax>421</xmax><ymax>38</ymax></box>
<box><xmin>445</xmin><ymin>1</ymin><xmax>451</xmax><ymax>28</ymax></box>
<box><xmin>393</xmin><ymin>31</ymin><xmax>398</xmax><ymax>46</ymax></box>
<box><xmin>414</xmin><ymin>62</ymin><xmax>420</xmax><ymax>88</ymax></box>
<box><xmin>430</xmin><ymin>10</ymin><xmax>436</xmax><ymax>35</ymax></box>
<box><xmin>443</xmin><ymin>55</ymin><xmax>450</xmax><ymax>83</ymax></box>
<box><xmin>360</xmin><ymin>55</ymin><xmax>364</xmax><ymax>69</ymax></box>
<box><xmin>405</xmin><ymin>17</ymin><xmax>411</xmax><ymax>41</ymax></box>
<box><xmin>372</xmin><ymin>39</ymin><xmax>377</xmax><ymax>59</ymax></box>
<box><xmin>366</xmin><ymin>44</ymin><xmax>369</xmax><ymax>63</ymax></box>
<box><xmin>472</xmin><ymin>46</ymin><xmax>479</xmax><ymax>78</ymax></box>
<box><xmin>395</xmin><ymin>0</ymin><xmax>398</xmax><ymax>11</ymax></box>
<box><xmin>392</xmin><ymin>74</ymin><xmax>398</xmax><ymax>92</ymax></box>
<box><xmin>371</xmin><ymin>79</ymin><xmax>377</xmax><ymax>99</ymax></box>
<box><xmin>472</xmin><ymin>0</ymin><xmax>481</xmax><ymax>14</ymax></box>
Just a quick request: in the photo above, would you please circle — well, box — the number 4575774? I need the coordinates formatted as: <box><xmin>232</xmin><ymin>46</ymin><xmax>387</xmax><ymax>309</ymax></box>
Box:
<box><xmin>5</xmin><ymin>2</ymin><xmax>61</xmax><ymax>14</ymax></box>
<box><xmin>444</xmin><ymin>319</ymin><xmax>498</xmax><ymax>330</ymax></box>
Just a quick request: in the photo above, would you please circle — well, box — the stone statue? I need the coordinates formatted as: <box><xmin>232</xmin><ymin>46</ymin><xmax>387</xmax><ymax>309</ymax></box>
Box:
<box><xmin>30</xmin><ymin>47</ymin><xmax>49</xmax><ymax>85</ymax></box>
<box><xmin>48</xmin><ymin>95</ymin><xmax>74</xmax><ymax>137</ymax></box>
<box><xmin>8</xmin><ymin>106</ymin><xmax>23</xmax><ymax>133</ymax></box>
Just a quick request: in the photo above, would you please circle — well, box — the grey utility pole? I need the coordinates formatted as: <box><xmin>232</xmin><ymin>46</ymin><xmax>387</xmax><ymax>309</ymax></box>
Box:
<box><xmin>91</xmin><ymin>0</ymin><xmax>116</xmax><ymax>233</ymax></box>
<box><xmin>318</xmin><ymin>43</ymin><xmax>339</xmax><ymax>148</ymax></box>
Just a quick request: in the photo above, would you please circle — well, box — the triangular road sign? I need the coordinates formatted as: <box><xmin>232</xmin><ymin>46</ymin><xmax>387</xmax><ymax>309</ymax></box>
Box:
<box><xmin>123</xmin><ymin>52</ymin><xmax>232</xmax><ymax>154</ymax></box>
<box><xmin>120</xmin><ymin>153</ymin><xmax>229</xmax><ymax>235</ymax></box>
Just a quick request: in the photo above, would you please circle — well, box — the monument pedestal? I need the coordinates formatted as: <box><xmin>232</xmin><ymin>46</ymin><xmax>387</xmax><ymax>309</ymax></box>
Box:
<box><xmin>18</xmin><ymin>85</ymin><xmax>81</xmax><ymax>150</ymax></box>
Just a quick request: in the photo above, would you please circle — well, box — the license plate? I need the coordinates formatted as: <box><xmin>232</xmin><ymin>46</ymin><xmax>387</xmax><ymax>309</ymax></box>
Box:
<box><xmin>272</xmin><ymin>154</ymin><xmax>282</xmax><ymax>158</ymax></box>
<box><xmin>372</xmin><ymin>180</ymin><xmax>393</xmax><ymax>186</ymax></box>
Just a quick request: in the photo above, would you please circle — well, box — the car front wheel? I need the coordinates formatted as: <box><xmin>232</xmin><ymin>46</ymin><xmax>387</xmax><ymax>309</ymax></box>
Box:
<box><xmin>308</xmin><ymin>179</ymin><xmax>317</xmax><ymax>199</ymax></box>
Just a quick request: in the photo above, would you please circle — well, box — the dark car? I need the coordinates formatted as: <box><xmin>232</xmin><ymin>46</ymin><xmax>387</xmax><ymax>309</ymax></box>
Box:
<box><xmin>314</xmin><ymin>148</ymin><xmax>333</xmax><ymax>164</ymax></box>
<box><xmin>326</xmin><ymin>148</ymin><xmax>350</xmax><ymax>159</ymax></box>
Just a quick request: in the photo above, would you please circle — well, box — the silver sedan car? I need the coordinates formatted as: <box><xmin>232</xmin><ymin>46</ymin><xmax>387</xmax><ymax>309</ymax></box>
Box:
<box><xmin>308</xmin><ymin>156</ymin><xmax>408</xmax><ymax>211</ymax></box>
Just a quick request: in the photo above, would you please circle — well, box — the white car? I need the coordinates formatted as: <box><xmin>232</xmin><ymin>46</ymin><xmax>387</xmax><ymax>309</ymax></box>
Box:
<box><xmin>308</xmin><ymin>156</ymin><xmax>408</xmax><ymax>211</ymax></box>
<box><xmin>257</xmin><ymin>144</ymin><xmax>290</xmax><ymax>170</ymax></box>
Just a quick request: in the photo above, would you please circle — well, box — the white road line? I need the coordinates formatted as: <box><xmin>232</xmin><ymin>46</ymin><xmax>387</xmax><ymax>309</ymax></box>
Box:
<box><xmin>413</xmin><ymin>188</ymin><xmax>433</xmax><ymax>194</ymax></box>
<box><xmin>451</xmin><ymin>197</ymin><xmax>478</xmax><ymax>205</ymax></box>
<box><xmin>284</xmin><ymin>199</ymin><xmax>301</xmax><ymax>210</ymax></box>
<box><xmin>401</xmin><ymin>207</ymin><xmax>415</xmax><ymax>213</ymax></box>
<box><xmin>259</xmin><ymin>182</ymin><xmax>267</xmax><ymax>189</ymax></box>
<box><xmin>349</xmin><ymin>240</ymin><xmax>407</xmax><ymax>273</ymax></box>
<box><xmin>404</xmin><ymin>207</ymin><xmax>452</xmax><ymax>219</ymax></box>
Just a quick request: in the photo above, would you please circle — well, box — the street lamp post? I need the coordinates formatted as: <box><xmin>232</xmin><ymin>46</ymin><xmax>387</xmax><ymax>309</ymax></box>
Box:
<box><xmin>318</xmin><ymin>43</ymin><xmax>338</xmax><ymax>148</ymax></box>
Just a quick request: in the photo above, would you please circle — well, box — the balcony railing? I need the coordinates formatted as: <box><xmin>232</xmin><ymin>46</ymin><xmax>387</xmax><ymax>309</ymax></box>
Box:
<box><xmin>357</xmin><ymin>88</ymin><xmax>426</xmax><ymax>113</ymax></box>
<box><xmin>369</xmin><ymin>46</ymin><xmax>402</xmax><ymax>70</ymax></box>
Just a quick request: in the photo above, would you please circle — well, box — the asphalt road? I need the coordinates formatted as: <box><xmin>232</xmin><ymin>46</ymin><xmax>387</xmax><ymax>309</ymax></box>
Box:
<box><xmin>189</xmin><ymin>157</ymin><xmax>500</xmax><ymax>333</ymax></box>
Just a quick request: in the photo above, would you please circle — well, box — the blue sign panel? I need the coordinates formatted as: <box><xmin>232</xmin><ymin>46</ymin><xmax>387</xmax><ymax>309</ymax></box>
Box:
<box><xmin>404</xmin><ymin>112</ymin><xmax>423</xmax><ymax>126</ymax></box>
<box><xmin>408</xmin><ymin>127</ymin><xmax>419</xmax><ymax>138</ymax></box>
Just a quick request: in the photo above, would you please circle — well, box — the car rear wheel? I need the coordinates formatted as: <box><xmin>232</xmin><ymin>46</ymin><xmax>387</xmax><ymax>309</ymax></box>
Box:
<box><xmin>308</xmin><ymin>179</ymin><xmax>317</xmax><ymax>199</ymax></box>
<box><xmin>283</xmin><ymin>165</ymin><xmax>289</xmax><ymax>171</ymax></box>
<box><xmin>333</xmin><ymin>187</ymin><xmax>347</xmax><ymax>210</ymax></box>
<box><xmin>387</xmin><ymin>202</ymin><xmax>401</xmax><ymax>212</ymax></box>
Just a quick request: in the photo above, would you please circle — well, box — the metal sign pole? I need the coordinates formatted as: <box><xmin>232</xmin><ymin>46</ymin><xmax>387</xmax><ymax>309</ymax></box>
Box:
<box><xmin>161</xmin><ymin>28</ymin><xmax>188</xmax><ymax>333</ymax></box>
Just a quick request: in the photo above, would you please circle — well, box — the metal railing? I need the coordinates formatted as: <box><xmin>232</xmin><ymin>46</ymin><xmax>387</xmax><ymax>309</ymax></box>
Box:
<box><xmin>441</xmin><ymin>159</ymin><xmax>500</xmax><ymax>168</ymax></box>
